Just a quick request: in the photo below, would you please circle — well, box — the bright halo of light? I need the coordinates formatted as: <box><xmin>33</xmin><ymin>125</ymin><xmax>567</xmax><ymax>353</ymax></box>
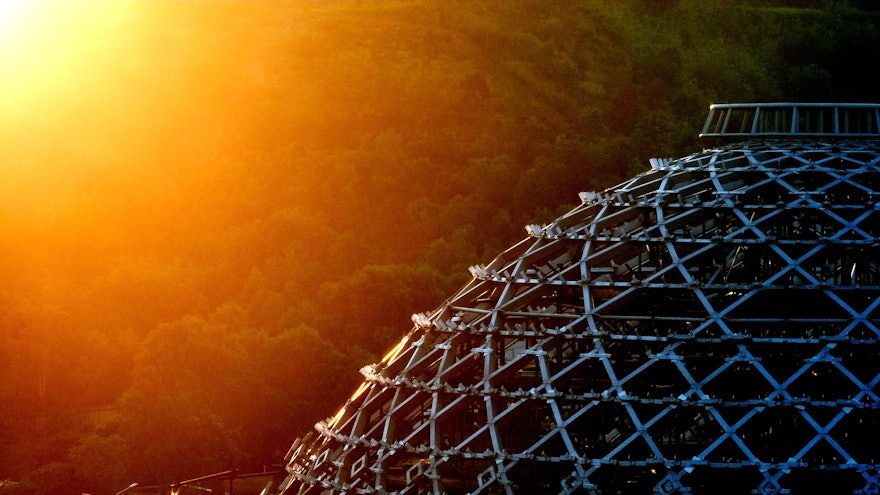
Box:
<box><xmin>0</xmin><ymin>1</ymin><xmax>137</xmax><ymax>115</ymax></box>
<box><xmin>0</xmin><ymin>0</ymin><xmax>28</xmax><ymax>27</ymax></box>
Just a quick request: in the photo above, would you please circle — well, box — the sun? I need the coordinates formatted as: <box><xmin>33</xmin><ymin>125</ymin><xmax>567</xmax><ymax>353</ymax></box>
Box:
<box><xmin>0</xmin><ymin>0</ymin><xmax>137</xmax><ymax>116</ymax></box>
<box><xmin>0</xmin><ymin>0</ymin><xmax>27</xmax><ymax>24</ymax></box>
<box><xmin>0</xmin><ymin>0</ymin><xmax>42</xmax><ymax>39</ymax></box>
<box><xmin>0</xmin><ymin>0</ymin><xmax>46</xmax><ymax>107</ymax></box>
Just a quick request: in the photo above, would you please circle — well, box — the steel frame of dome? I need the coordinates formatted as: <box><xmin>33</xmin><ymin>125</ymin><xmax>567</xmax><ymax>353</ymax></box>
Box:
<box><xmin>277</xmin><ymin>104</ymin><xmax>880</xmax><ymax>494</ymax></box>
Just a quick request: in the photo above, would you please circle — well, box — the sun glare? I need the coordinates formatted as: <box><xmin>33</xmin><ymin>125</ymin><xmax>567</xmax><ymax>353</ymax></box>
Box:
<box><xmin>0</xmin><ymin>0</ymin><xmax>24</xmax><ymax>23</ymax></box>
<box><xmin>0</xmin><ymin>0</ymin><xmax>137</xmax><ymax>115</ymax></box>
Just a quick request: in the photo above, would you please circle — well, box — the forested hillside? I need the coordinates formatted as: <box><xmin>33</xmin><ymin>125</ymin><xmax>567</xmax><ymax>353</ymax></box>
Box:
<box><xmin>1</xmin><ymin>1</ymin><xmax>879</xmax><ymax>493</ymax></box>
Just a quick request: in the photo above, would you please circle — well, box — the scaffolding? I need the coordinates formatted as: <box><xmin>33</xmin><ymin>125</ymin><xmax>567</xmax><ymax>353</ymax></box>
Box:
<box><xmin>277</xmin><ymin>104</ymin><xmax>880</xmax><ymax>494</ymax></box>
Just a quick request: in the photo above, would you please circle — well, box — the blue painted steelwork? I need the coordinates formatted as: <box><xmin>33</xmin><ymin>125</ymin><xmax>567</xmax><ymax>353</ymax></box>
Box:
<box><xmin>700</xmin><ymin>103</ymin><xmax>880</xmax><ymax>139</ymax></box>
<box><xmin>277</xmin><ymin>107</ymin><xmax>880</xmax><ymax>494</ymax></box>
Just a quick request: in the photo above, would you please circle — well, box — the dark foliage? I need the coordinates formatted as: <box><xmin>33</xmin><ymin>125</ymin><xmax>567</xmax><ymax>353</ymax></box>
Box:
<box><xmin>1</xmin><ymin>0</ymin><xmax>879</xmax><ymax>493</ymax></box>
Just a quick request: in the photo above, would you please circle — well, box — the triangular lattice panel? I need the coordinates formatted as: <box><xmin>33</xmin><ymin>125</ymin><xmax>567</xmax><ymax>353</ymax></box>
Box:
<box><xmin>277</xmin><ymin>104</ymin><xmax>880</xmax><ymax>494</ymax></box>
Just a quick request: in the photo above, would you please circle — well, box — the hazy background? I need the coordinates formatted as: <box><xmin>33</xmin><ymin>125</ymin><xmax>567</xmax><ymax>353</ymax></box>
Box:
<box><xmin>1</xmin><ymin>1</ymin><xmax>879</xmax><ymax>493</ymax></box>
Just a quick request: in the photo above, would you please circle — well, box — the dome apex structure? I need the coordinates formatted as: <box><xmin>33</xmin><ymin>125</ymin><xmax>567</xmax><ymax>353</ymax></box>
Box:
<box><xmin>277</xmin><ymin>103</ymin><xmax>880</xmax><ymax>494</ymax></box>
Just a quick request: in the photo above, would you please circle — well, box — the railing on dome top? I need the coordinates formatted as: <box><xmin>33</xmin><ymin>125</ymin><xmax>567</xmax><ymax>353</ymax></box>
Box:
<box><xmin>699</xmin><ymin>102</ymin><xmax>880</xmax><ymax>140</ymax></box>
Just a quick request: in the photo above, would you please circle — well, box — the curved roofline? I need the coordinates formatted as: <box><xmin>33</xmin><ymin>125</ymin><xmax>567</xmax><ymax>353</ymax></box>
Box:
<box><xmin>699</xmin><ymin>102</ymin><xmax>880</xmax><ymax>140</ymax></box>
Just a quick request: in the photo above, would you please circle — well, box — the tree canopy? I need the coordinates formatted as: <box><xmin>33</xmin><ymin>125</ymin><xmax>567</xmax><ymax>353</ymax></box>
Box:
<box><xmin>2</xmin><ymin>0</ymin><xmax>880</xmax><ymax>493</ymax></box>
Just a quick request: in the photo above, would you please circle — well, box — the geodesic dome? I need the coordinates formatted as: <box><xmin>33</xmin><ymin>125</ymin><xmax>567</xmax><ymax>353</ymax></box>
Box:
<box><xmin>278</xmin><ymin>103</ymin><xmax>880</xmax><ymax>494</ymax></box>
